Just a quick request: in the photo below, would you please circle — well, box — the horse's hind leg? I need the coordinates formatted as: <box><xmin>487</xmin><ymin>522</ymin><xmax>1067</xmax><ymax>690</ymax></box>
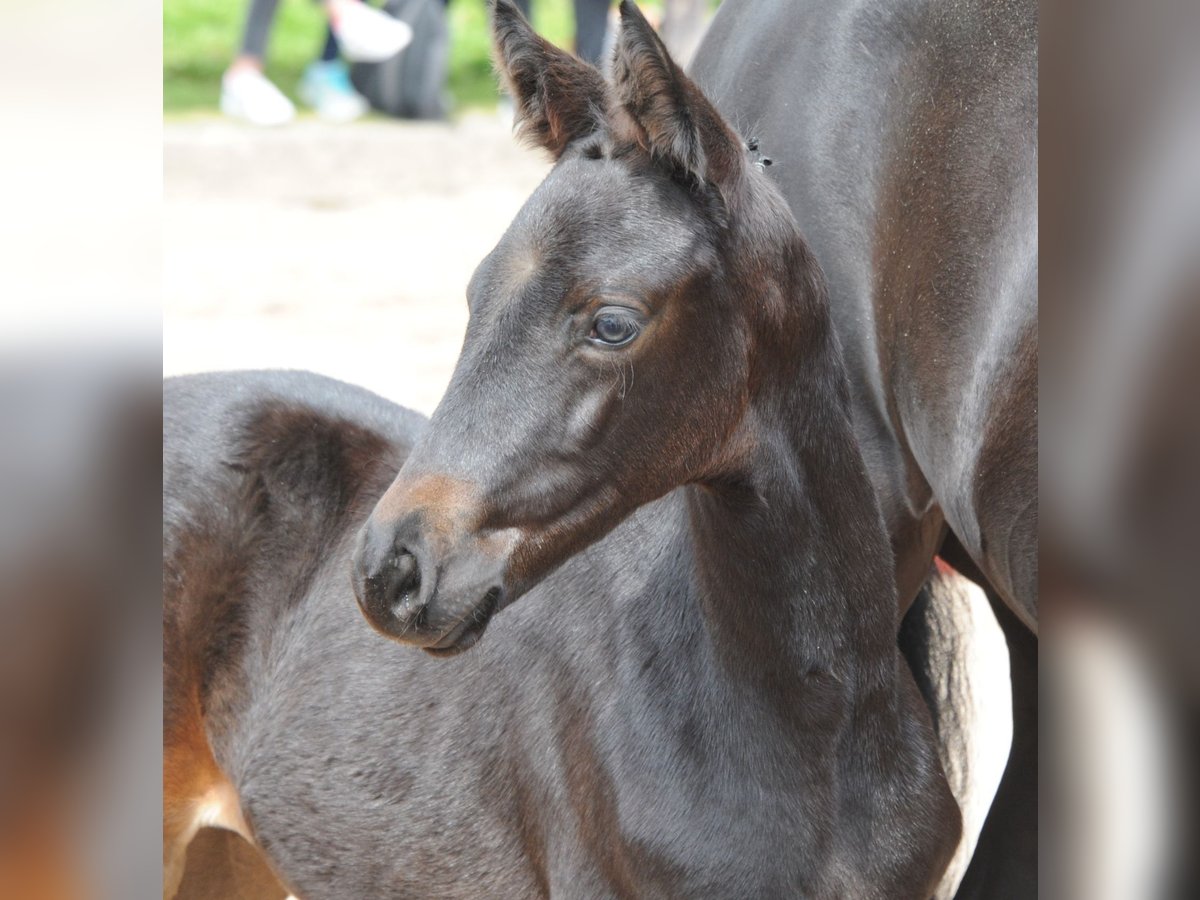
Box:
<box><xmin>175</xmin><ymin>828</ymin><xmax>288</xmax><ymax>900</ymax></box>
<box><xmin>164</xmin><ymin>617</ymin><xmax>260</xmax><ymax>900</ymax></box>
<box><xmin>164</xmin><ymin>717</ymin><xmax>254</xmax><ymax>899</ymax></box>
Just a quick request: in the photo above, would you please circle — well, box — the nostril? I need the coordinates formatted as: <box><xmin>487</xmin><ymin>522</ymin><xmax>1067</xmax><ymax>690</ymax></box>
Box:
<box><xmin>363</xmin><ymin>547</ymin><xmax>424</xmax><ymax>629</ymax></box>
<box><xmin>393</xmin><ymin>549</ymin><xmax>417</xmax><ymax>584</ymax></box>
<box><xmin>387</xmin><ymin>550</ymin><xmax>422</xmax><ymax>620</ymax></box>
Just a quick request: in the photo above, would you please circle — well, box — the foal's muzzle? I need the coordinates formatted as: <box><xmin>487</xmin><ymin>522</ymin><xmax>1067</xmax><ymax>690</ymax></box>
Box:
<box><xmin>351</xmin><ymin>507</ymin><xmax>510</xmax><ymax>656</ymax></box>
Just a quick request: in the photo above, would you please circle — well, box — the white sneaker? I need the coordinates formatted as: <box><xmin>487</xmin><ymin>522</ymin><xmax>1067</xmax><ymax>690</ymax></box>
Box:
<box><xmin>328</xmin><ymin>0</ymin><xmax>413</xmax><ymax>63</ymax></box>
<box><xmin>220</xmin><ymin>69</ymin><xmax>296</xmax><ymax>126</ymax></box>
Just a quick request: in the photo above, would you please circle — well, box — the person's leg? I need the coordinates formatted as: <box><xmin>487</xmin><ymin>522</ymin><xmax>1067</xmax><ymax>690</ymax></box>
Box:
<box><xmin>573</xmin><ymin>0</ymin><xmax>609</xmax><ymax>66</ymax></box>
<box><xmin>318</xmin><ymin>24</ymin><xmax>340</xmax><ymax>63</ymax></box>
<box><xmin>222</xmin><ymin>0</ymin><xmax>296</xmax><ymax>125</ymax></box>
<box><xmin>236</xmin><ymin>0</ymin><xmax>283</xmax><ymax>68</ymax></box>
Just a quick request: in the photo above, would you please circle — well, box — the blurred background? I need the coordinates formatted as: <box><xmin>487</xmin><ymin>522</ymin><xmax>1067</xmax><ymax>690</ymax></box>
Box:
<box><xmin>167</xmin><ymin>0</ymin><xmax>589</xmax><ymax>112</ymax></box>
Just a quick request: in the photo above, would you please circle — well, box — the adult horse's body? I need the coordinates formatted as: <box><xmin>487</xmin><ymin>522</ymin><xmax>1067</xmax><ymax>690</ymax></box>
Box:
<box><xmin>689</xmin><ymin>0</ymin><xmax>1037</xmax><ymax>894</ymax></box>
<box><xmin>691</xmin><ymin>0</ymin><xmax>1037</xmax><ymax>624</ymax></box>
<box><xmin>164</xmin><ymin>4</ymin><xmax>965</xmax><ymax>897</ymax></box>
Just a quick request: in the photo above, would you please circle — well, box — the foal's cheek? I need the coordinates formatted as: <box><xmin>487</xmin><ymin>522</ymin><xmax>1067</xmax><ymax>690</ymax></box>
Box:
<box><xmin>564</xmin><ymin>385</ymin><xmax>618</xmax><ymax>453</ymax></box>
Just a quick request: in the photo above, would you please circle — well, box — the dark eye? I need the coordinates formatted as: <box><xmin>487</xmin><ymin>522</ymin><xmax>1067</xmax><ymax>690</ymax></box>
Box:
<box><xmin>589</xmin><ymin>311</ymin><xmax>640</xmax><ymax>347</ymax></box>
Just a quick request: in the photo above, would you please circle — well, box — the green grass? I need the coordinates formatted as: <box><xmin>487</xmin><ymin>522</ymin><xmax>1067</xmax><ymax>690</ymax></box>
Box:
<box><xmin>164</xmin><ymin>0</ymin><xmax>663</xmax><ymax>114</ymax></box>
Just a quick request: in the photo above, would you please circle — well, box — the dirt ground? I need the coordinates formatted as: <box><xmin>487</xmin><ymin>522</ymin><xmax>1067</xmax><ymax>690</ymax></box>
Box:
<box><xmin>164</xmin><ymin>113</ymin><xmax>551</xmax><ymax>414</ymax></box>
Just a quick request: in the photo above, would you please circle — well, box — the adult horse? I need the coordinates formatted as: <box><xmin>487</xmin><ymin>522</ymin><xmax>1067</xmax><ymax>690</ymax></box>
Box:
<box><xmin>163</xmin><ymin>4</ymin><xmax>965</xmax><ymax>896</ymax></box>
<box><xmin>689</xmin><ymin>0</ymin><xmax>1038</xmax><ymax>895</ymax></box>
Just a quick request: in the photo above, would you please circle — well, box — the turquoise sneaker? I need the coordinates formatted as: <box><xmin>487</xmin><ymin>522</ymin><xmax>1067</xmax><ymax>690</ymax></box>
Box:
<box><xmin>299</xmin><ymin>61</ymin><xmax>369</xmax><ymax>123</ymax></box>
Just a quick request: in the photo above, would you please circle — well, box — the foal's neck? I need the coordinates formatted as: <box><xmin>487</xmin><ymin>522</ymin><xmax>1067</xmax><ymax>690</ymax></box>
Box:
<box><xmin>686</xmin><ymin>308</ymin><xmax>899</xmax><ymax>712</ymax></box>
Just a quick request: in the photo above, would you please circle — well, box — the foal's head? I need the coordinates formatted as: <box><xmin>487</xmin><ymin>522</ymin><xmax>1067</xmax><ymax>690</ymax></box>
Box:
<box><xmin>353</xmin><ymin>0</ymin><xmax>824</xmax><ymax>654</ymax></box>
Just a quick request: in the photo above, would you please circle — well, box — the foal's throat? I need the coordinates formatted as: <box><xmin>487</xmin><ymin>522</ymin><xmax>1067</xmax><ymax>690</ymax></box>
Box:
<box><xmin>684</xmin><ymin>374</ymin><xmax>898</xmax><ymax>699</ymax></box>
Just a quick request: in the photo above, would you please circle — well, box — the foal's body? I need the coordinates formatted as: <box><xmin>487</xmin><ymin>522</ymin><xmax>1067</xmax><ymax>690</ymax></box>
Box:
<box><xmin>166</xmin><ymin>364</ymin><xmax>953</xmax><ymax>898</ymax></box>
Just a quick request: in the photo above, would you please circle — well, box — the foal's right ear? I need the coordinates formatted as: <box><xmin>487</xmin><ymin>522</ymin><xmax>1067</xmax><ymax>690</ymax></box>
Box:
<box><xmin>611</xmin><ymin>1</ymin><xmax>746</xmax><ymax>202</ymax></box>
<box><xmin>490</xmin><ymin>0</ymin><xmax>609</xmax><ymax>158</ymax></box>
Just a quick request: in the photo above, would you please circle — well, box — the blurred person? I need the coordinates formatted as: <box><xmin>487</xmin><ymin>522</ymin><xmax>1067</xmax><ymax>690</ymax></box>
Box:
<box><xmin>492</xmin><ymin>0</ymin><xmax>609</xmax><ymax>124</ymax></box>
<box><xmin>484</xmin><ymin>0</ymin><xmax>609</xmax><ymax>66</ymax></box>
<box><xmin>222</xmin><ymin>0</ymin><xmax>414</xmax><ymax>125</ymax></box>
<box><xmin>570</xmin><ymin>0</ymin><xmax>612</xmax><ymax>66</ymax></box>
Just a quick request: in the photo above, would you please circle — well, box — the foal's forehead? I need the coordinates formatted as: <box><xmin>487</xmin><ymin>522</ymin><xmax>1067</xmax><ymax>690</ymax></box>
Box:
<box><xmin>507</xmin><ymin>157</ymin><xmax>707</xmax><ymax>278</ymax></box>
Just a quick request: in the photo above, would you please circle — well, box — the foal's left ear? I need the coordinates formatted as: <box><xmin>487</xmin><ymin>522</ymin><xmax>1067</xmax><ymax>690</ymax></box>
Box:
<box><xmin>491</xmin><ymin>0</ymin><xmax>609</xmax><ymax>158</ymax></box>
<box><xmin>611</xmin><ymin>1</ymin><xmax>745</xmax><ymax>195</ymax></box>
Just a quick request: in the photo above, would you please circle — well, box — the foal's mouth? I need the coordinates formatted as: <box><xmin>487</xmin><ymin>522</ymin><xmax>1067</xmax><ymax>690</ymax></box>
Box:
<box><xmin>423</xmin><ymin>587</ymin><xmax>502</xmax><ymax>657</ymax></box>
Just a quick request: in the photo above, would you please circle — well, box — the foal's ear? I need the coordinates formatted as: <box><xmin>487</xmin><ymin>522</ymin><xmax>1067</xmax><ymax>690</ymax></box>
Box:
<box><xmin>611</xmin><ymin>1</ymin><xmax>745</xmax><ymax>194</ymax></box>
<box><xmin>491</xmin><ymin>0</ymin><xmax>609</xmax><ymax>158</ymax></box>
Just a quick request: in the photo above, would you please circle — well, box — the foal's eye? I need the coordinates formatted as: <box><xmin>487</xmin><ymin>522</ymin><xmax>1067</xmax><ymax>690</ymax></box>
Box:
<box><xmin>589</xmin><ymin>310</ymin><xmax>640</xmax><ymax>347</ymax></box>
